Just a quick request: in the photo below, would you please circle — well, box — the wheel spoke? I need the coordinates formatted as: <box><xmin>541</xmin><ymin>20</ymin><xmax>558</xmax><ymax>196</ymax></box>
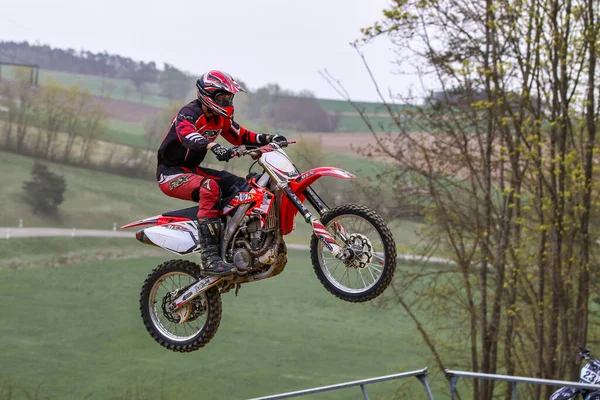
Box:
<box><xmin>330</xmin><ymin>262</ymin><xmax>341</xmax><ymax>276</ymax></box>
<box><xmin>148</xmin><ymin>270</ymin><xmax>209</xmax><ymax>342</ymax></box>
<box><xmin>364</xmin><ymin>229</ymin><xmax>379</xmax><ymax>241</ymax></box>
<box><xmin>347</xmin><ymin>269</ymin><xmax>353</xmax><ymax>288</ymax></box>
<box><xmin>340</xmin><ymin>267</ymin><xmax>349</xmax><ymax>285</ymax></box>
<box><xmin>357</xmin><ymin>270</ymin><xmax>367</xmax><ymax>288</ymax></box>
<box><xmin>159</xmin><ymin>281</ymin><xmax>169</xmax><ymax>293</ymax></box>
<box><xmin>316</xmin><ymin>211</ymin><xmax>393</xmax><ymax>295</ymax></box>
<box><xmin>367</xmin><ymin>266</ymin><xmax>378</xmax><ymax>282</ymax></box>
<box><xmin>373</xmin><ymin>253</ymin><xmax>385</xmax><ymax>262</ymax></box>
<box><xmin>366</xmin><ymin>263</ymin><xmax>383</xmax><ymax>273</ymax></box>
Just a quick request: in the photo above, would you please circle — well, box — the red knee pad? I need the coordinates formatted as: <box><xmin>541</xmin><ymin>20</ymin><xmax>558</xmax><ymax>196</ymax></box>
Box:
<box><xmin>198</xmin><ymin>178</ymin><xmax>221</xmax><ymax>219</ymax></box>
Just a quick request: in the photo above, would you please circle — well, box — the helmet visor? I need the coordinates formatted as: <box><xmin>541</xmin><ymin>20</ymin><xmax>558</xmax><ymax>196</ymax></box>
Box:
<box><xmin>214</xmin><ymin>91</ymin><xmax>234</xmax><ymax>106</ymax></box>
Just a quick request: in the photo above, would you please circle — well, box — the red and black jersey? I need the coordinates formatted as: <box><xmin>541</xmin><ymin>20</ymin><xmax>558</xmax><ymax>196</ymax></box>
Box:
<box><xmin>157</xmin><ymin>99</ymin><xmax>267</xmax><ymax>178</ymax></box>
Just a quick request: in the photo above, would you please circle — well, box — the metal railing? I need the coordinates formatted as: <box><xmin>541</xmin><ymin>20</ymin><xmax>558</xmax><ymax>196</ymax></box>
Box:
<box><xmin>249</xmin><ymin>367</ymin><xmax>433</xmax><ymax>400</ymax></box>
<box><xmin>445</xmin><ymin>369</ymin><xmax>600</xmax><ymax>400</ymax></box>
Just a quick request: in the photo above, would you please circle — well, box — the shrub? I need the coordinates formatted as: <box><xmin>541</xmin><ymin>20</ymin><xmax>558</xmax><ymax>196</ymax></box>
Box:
<box><xmin>22</xmin><ymin>162</ymin><xmax>67</xmax><ymax>216</ymax></box>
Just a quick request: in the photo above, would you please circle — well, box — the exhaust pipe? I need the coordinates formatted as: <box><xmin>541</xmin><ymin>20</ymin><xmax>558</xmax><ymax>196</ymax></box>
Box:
<box><xmin>136</xmin><ymin>229</ymin><xmax>158</xmax><ymax>247</ymax></box>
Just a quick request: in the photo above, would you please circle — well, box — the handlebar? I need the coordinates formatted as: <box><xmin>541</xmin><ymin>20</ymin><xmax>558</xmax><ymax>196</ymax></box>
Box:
<box><xmin>231</xmin><ymin>140</ymin><xmax>296</xmax><ymax>160</ymax></box>
<box><xmin>578</xmin><ymin>347</ymin><xmax>600</xmax><ymax>363</ymax></box>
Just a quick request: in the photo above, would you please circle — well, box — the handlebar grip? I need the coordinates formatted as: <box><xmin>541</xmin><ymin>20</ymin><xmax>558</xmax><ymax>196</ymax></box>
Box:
<box><xmin>578</xmin><ymin>347</ymin><xmax>592</xmax><ymax>359</ymax></box>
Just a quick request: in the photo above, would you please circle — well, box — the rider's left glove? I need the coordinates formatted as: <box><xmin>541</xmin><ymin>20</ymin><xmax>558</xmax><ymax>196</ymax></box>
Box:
<box><xmin>267</xmin><ymin>134</ymin><xmax>287</xmax><ymax>144</ymax></box>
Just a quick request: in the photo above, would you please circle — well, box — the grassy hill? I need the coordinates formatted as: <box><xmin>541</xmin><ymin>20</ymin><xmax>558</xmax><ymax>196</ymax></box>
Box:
<box><xmin>0</xmin><ymin>151</ymin><xmax>423</xmax><ymax>252</ymax></box>
<box><xmin>0</xmin><ymin>150</ymin><xmax>182</xmax><ymax>230</ymax></box>
<box><xmin>0</xmin><ymin>238</ymin><xmax>451</xmax><ymax>400</ymax></box>
<box><xmin>317</xmin><ymin>98</ymin><xmax>407</xmax><ymax>115</ymax></box>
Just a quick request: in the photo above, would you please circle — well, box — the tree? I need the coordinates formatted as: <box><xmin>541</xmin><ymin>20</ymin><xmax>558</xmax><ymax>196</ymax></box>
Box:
<box><xmin>9</xmin><ymin>67</ymin><xmax>37</xmax><ymax>154</ymax></box>
<box><xmin>329</xmin><ymin>0</ymin><xmax>600</xmax><ymax>399</ymax></box>
<box><xmin>129</xmin><ymin>61</ymin><xmax>158</xmax><ymax>94</ymax></box>
<box><xmin>0</xmin><ymin>80</ymin><xmax>17</xmax><ymax>149</ymax></box>
<box><xmin>36</xmin><ymin>81</ymin><xmax>71</xmax><ymax>159</ymax></box>
<box><xmin>142</xmin><ymin>102</ymin><xmax>183</xmax><ymax>167</ymax></box>
<box><xmin>122</xmin><ymin>84</ymin><xmax>133</xmax><ymax>101</ymax></box>
<box><xmin>159</xmin><ymin>64</ymin><xmax>191</xmax><ymax>102</ymax></box>
<box><xmin>270</xmin><ymin>96</ymin><xmax>339</xmax><ymax>132</ymax></box>
<box><xmin>138</xmin><ymin>83</ymin><xmax>150</xmax><ymax>104</ymax></box>
<box><xmin>22</xmin><ymin>162</ymin><xmax>67</xmax><ymax>217</ymax></box>
<box><xmin>62</xmin><ymin>85</ymin><xmax>93</xmax><ymax>162</ymax></box>
<box><xmin>241</xmin><ymin>83</ymin><xmax>338</xmax><ymax>132</ymax></box>
<box><xmin>77</xmin><ymin>96</ymin><xmax>109</xmax><ymax>164</ymax></box>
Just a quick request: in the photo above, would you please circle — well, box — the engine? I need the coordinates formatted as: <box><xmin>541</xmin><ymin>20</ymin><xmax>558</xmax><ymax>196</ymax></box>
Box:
<box><xmin>230</xmin><ymin>216</ymin><xmax>277</xmax><ymax>271</ymax></box>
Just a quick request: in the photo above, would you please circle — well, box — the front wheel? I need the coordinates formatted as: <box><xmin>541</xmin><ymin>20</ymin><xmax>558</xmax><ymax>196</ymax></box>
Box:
<box><xmin>139</xmin><ymin>259</ymin><xmax>222</xmax><ymax>352</ymax></box>
<box><xmin>310</xmin><ymin>204</ymin><xmax>397</xmax><ymax>303</ymax></box>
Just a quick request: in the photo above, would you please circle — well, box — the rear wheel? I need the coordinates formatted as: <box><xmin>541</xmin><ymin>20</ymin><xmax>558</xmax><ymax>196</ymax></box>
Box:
<box><xmin>310</xmin><ymin>204</ymin><xmax>396</xmax><ymax>303</ymax></box>
<box><xmin>139</xmin><ymin>259</ymin><xmax>222</xmax><ymax>352</ymax></box>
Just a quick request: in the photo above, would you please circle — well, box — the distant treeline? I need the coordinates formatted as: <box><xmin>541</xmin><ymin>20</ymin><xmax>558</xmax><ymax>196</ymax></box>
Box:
<box><xmin>0</xmin><ymin>40</ymin><xmax>163</xmax><ymax>80</ymax></box>
<box><xmin>0</xmin><ymin>41</ymin><xmax>341</xmax><ymax>132</ymax></box>
<box><xmin>0</xmin><ymin>41</ymin><xmax>190</xmax><ymax>101</ymax></box>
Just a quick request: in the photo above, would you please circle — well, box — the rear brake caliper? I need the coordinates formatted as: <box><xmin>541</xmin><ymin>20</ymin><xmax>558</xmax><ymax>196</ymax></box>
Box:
<box><xmin>161</xmin><ymin>291</ymin><xmax>185</xmax><ymax>323</ymax></box>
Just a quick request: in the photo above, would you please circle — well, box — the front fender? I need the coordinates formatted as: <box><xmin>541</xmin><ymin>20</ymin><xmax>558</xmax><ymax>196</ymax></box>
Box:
<box><xmin>288</xmin><ymin>167</ymin><xmax>355</xmax><ymax>195</ymax></box>
<box><xmin>279</xmin><ymin>167</ymin><xmax>355</xmax><ymax>235</ymax></box>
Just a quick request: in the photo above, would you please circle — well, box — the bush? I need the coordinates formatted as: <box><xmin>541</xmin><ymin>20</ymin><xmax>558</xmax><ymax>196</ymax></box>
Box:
<box><xmin>22</xmin><ymin>162</ymin><xmax>67</xmax><ymax>217</ymax></box>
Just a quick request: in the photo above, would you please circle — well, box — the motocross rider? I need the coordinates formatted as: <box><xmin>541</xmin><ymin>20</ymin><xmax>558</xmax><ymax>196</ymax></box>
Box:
<box><xmin>156</xmin><ymin>70</ymin><xmax>287</xmax><ymax>276</ymax></box>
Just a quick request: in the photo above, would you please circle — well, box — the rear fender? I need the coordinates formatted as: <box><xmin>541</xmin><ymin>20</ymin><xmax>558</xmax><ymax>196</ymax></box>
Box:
<box><xmin>135</xmin><ymin>222</ymin><xmax>200</xmax><ymax>255</ymax></box>
<box><xmin>120</xmin><ymin>215</ymin><xmax>191</xmax><ymax>229</ymax></box>
<box><xmin>280</xmin><ymin>167</ymin><xmax>355</xmax><ymax>235</ymax></box>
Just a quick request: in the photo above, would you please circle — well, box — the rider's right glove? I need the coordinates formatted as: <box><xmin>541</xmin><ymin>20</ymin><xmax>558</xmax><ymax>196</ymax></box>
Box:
<box><xmin>211</xmin><ymin>143</ymin><xmax>233</xmax><ymax>162</ymax></box>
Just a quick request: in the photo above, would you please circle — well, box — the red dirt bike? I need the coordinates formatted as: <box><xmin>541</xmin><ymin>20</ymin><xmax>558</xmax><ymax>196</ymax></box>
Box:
<box><xmin>122</xmin><ymin>141</ymin><xmax>397</xmax><ymax>352</ymax></box>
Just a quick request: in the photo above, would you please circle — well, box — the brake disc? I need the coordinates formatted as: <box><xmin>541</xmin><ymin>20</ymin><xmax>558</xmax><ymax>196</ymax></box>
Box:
<box><xmin>346</xmin><ymin>233</ymin><xmax>374</xmax><ymax>269</ymax></box>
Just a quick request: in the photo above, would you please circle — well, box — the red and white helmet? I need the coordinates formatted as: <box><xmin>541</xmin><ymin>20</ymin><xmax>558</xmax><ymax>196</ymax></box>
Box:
<box><xmin>196</xmin><ymin>70</ymin><xmax>245</xmax><ymax>119</ymax></box>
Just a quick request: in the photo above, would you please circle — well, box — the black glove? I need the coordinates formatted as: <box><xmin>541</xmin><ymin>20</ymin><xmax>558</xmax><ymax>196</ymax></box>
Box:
<box><xmin>268</xmin><ymin>134</ymin><xmax>287</xmax><ymax>144</ymax></box>
<box><xmin>211</xmin><ymin>143</ymin><xmax>233</xmax><ymax>162</ymax></box>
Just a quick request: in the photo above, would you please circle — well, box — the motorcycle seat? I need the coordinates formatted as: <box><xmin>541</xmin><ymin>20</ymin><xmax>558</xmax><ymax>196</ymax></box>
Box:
<box><xmin>162</xmin><ymin>206</ymin><xmax>199</xmax><ymax>220</ymax></box>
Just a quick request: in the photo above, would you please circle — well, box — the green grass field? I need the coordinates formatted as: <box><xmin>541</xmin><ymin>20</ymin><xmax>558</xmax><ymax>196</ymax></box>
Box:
<box><xmin>108</xmin><ymin>120</ymin><xmax>146</xmax><ymax>136</ymax></box>
<box><xmin>334</xmin><ymin>115</ymin><xmax>425</xmax><ymax>134</ymax></box>
<box><xmin>0</xmin><ymin>238</ymin><xmax>449</xmax><ymax>400</ymax></box>
<box><xmin>317</xmin><ymin>99</ymin><xmax>407</xmax><ymax>115</ymax></box>
<box><xmin>0</xmin><ymin>150</ymin><xmax>182</xmax><ymax>230</ymax></box>
<box><xmin>0</xmin><ymin>151</ymin><xmax>423</xmax><ymax>252</ymax></box>
<box><xmin>104</xmin><ymin>120</ymin><xmax>155</xmax><ymax>149</ymax></box>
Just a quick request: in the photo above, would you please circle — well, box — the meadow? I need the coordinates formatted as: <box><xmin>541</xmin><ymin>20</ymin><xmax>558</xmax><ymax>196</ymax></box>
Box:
<box><xmin>0</xmin><ymin>238</ymin><xmax>451</xmax><ymax>400</ymax></box>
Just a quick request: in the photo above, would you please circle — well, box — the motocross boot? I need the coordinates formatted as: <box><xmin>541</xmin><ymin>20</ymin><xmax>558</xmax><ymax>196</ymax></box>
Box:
<box><xmin>197</xmin><ymin>218</ymin><xmax>237</xmax><ymax>276</ymax></box>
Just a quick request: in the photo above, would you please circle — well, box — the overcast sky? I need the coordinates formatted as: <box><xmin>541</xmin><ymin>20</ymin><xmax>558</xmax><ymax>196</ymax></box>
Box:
<box><xmin>1</xmin><ymin>0</ymin><xmax>414</xmax><ymax>102</ymax></box>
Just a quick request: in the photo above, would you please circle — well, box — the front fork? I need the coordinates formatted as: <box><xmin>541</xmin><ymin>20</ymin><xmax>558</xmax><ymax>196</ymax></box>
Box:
<box><xmin>282</xmin><ymin>186</ymin><xmax>349</xmax><ymax>260</ymax></box>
